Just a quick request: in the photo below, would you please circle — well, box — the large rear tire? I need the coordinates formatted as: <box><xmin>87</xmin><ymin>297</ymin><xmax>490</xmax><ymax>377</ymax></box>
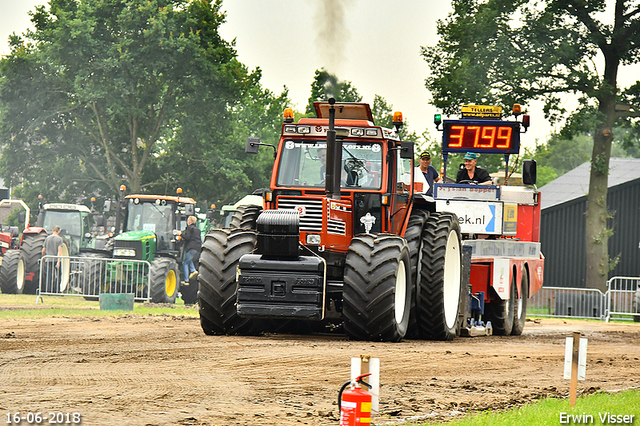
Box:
<box><xmin>238</xmin><ymin>205</ymin><xmax>262</xmax><ymax>230</ymax></box>
<box><xmin>149</xmin><ymin>257</ymin><xmax>180</xmax><ymax>303</ymax></box>
<box><xmin>511</xmin><ymin>271</ymin><xmax>529</xmax><ymax>335</ymax></box>
<box><xmin>343</xmin><ymin>234</ymin><xmax>412</xmax><ymax>342</ymax></box>
<box><xmin>486</xmin><ymin>272</ymin><xmax>516</xmax><ymax>335</ymax></box>
<box><xmin>404</xmin><ymin>211</ymin><xmax>429</xmax><ymax>339</ymax></box>
<box><xmin>198</xmin><ymin>229</ymin><xmax>257</xmax><ymax>335</ymax></box>
<box><xmin>417</xmin><ymin>212</ymin><xmax>464</xmax><ymax>341</ymax></box>
<box><xmin>20</xmin><ymin>232</ymin><xmax>47</xmax><ymax>294</ymax></box>
<box><xmin>0</xmin><ymin>250</ymin><xmax>26</xmax><ymax>294</ymax></box>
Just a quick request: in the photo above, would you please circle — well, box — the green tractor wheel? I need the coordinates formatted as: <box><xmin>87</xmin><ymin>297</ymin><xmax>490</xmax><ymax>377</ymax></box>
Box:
<box><xmin>149</xmin><ymin>257</ymin><xmax>180</xmax><ymax>303</ymax></box>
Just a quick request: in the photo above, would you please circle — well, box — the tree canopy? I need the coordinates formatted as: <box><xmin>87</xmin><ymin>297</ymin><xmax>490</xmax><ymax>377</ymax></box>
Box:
<box><xmin>0</xmin><ymin>0</ymin><xmax>287</xmax><ymax>210</ymax></box>
<box><xmin>423</xmin><ymin>0</ymin><xmax>640</xmax><ymax>291</ymax></box>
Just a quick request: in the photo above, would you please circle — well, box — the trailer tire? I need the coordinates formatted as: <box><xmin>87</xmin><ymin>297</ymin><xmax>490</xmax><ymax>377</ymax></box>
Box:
<box><xmin>149</xmin><ymin>257</ymin><xmax>180</xmax><ymax>304</ymax></box>
<box><xmin>0</xmin><ymin>250</ymin><xmax>26</xmax><ymax>294</ymax></box>
<box><xmin>343</xmin><ymin>234</ymin><xmax>412</xmax><ymax>342</ymax></box>
<box><xmin>238</xmin><ymin>205</ymin><xmax>263</xmax><ymax>230</ymax></box>
<box><xmin>198</xmin><ymin>229</ymin><xmax>258</xmax><ymax>335</ymax></box>
<box><xmin>417</xmin><ymin>212</ymin><xmax>464</xmax><ymax>341</ymax></box>
<box><xmin>404</xmin><ymin>210</ymin><xmax>429</xmax><ymax>339</ymax></box>
<box><xmin>511</xmin><ymin>271</ymin><xmax>529</xmax><ymax>335</ymax></box>
<box><xmin>20</xmin><ymin>232</ymin><xmax>47</xmax><ymax>294</ymax></box>
<box><xmin>486</xmin><ymin>273</ymin><xmax>516</xmax><ymax>335</ymax></box>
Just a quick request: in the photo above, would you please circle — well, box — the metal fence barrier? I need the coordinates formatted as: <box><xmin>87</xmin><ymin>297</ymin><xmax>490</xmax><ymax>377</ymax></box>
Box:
<box><xmin>606</xmin><ymin>276</ymin><xmax>640</xmax><ymax>322</ymax></box>
<box><xmin>527</xmin><ymin>277</ymin><xmax>640</xmax><ymax>322</ymax></box>
<box><xmin>528</xmin><ymin>286</ymin><xmax>606</xmax><ymax>319</ymax></box>
<box><xmin>37</xmin><ymin>255</ymin><xmax>151</xmax><ymax>302</ymax></box>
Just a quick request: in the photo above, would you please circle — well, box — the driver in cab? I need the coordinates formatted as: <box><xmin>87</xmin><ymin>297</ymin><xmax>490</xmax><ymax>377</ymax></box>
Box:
<box><xmin>456</xmin><ymin>152</ymin><xmax>492</xmax><ymax>185</ymax></box>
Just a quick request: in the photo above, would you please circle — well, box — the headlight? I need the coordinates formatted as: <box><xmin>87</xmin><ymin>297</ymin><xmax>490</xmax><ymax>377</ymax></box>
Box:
<box><xmin>114</xmin><ymin>248</ymin><xmax>136</xmax><ymax>257</ymax></box>
<box><xmin>306</xmin><ymin>234</ymin><xmax>321</xmax><ymax>245</ymax></box>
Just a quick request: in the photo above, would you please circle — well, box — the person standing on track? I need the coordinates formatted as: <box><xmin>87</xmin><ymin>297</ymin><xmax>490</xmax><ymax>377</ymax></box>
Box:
<box><xmin>41</xmin><ymin>225</ymin><xmax>64</xmax><ymax>291</ymax></box>
<box><xmin>179</xmin><ymin>216</ymin><xmax>201</xmax><ymax>285</ymax></box>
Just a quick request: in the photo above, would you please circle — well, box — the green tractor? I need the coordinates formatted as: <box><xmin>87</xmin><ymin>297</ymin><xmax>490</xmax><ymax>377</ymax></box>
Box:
<box><xmin>98</xmin><ymin>192</ymin><xmax>201</xmax><ymax>304</ymax></box>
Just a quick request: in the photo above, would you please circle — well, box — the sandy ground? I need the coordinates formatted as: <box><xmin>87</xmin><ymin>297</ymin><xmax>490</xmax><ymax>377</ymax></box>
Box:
<box><xmin>1</xmin><ymin>312</ymin><xmax>639</xmax><ymax>426</ymax></box>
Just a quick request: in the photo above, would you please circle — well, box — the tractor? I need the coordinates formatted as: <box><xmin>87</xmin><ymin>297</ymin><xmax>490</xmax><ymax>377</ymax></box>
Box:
<box><xmin>94</xmin><ymin>191</ymin><xmax>200</xmax><ymax>304</ymax></box>
<box><xmin>197</xmin><ymin>99</ymin><xmax>468</xmax><ymax>341</ymax></box>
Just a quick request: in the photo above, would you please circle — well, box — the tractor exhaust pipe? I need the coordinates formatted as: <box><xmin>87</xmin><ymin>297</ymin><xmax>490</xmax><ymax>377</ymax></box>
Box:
<box><xmin>325</xmin><ymin>98</ymin><xmax>342</xmax><ymax>200</ymax></box>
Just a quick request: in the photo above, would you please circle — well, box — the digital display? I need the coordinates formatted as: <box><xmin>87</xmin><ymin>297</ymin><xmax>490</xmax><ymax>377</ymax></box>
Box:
<box><xmin>442</xmin><ymin>120</ymin><xmax>521</xmax><ymax>154</ymax></box>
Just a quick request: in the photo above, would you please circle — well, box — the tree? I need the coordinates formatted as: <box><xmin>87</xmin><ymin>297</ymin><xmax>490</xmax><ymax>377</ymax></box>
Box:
<box><xmin>422</xmin><ymin>0</ymin><xmax>640</xmax><ymax>292</ymax></box>
<box><xmin>0</xmin><ymin>0</ymin><xmax>250</xmax><ymax>202</ymax></box>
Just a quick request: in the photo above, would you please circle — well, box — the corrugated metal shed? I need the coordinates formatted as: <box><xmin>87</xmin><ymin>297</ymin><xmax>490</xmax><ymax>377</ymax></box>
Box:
<box><xmin>540</xmin><ymin>158</ymin><xmax>640</xmax><ymax>209</ymax></box>
<box><xmin>539</xmin><ymin>158</ymin><xmax>640</xmax><ymax>288</ymax></box>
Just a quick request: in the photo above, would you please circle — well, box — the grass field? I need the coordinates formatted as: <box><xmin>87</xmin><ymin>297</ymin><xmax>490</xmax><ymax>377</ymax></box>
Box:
<box><xmin>0</xmin><ymin>293</ymin><xmax>198</xmax><ymax>319</ymax></box>
<box><xmin>418</xmin><ymin>389</ymin><xmax>640</xmax><ymax>426</ymax></box>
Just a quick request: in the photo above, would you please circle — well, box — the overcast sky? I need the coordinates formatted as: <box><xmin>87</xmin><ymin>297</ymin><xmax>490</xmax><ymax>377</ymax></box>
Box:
<box><xmin>2</xmin><ymin>0</ymin><xmax>639</xmax><ymax>151</ymax></box>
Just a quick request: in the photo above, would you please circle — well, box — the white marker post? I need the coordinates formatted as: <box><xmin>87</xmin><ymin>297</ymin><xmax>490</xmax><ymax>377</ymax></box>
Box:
<box><xmin>351</xmin><ymin>355</ymin><xmax>380</xmax><ymax>413</ymax></box>
<box><xmin>563</xmin><ymin>332</ymin><xmax>588</xmax><ymax>406</ymax></box>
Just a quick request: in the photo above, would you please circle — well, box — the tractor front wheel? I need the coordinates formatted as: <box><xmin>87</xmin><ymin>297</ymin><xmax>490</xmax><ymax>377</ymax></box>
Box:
<box><xmin>511</xmin><ymin>271</ymin><xmax>529</xmax><ymax>336</ymax></box>
<box><xmin>343</xmin><ymin>234</ymin><xmax>412</xmax><ymax>342</ymax></box>
<box><xmin>149</xmin><ymin>257</ymin><xmax>180</xmax><ymax>303</ymax></box>
<box><xmin>198</xmin><ymin>229</ymin><xmax>258</xmax><ymax>335</ymax></box>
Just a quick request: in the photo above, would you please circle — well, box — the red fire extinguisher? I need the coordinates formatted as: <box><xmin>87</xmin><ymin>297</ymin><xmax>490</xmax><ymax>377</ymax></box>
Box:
<box><xmin>338</xmin><ymin>373</ymin><xmax>372</xmax><ymax>426</ymax></box>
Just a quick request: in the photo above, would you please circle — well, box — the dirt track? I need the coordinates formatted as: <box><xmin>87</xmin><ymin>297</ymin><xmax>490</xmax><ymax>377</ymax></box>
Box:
<box><xmin>1</xmin><ymin>313</ymin><xmax>639</xmax><ymax>426</ymax></box>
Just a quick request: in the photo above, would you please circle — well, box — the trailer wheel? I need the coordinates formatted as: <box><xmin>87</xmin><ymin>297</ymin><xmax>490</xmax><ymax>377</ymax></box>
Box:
<box><xmin>404</xmin><ymin>211</ymin><xmax>429</xmax><ymax>339</ymax></box>
<box><xmin>0</xmin><ymin>250</ymin><xmax>26</xmax><ymax>294</ymax></box>
<box><xmin>486</xmin><ymin>273</ymin><xmax>516</xmax><ymax>335</ymax></box>
<box><xmin>149</xmin><ymin>257</ymin><xmax>180</xmax><ymax>303</ymax></box>
<box><xmin>511</xmin><ymin>271</ymin><xmax>529</xmax><ymax>335</ymax></box>
<box><xmin>343</xmin><ymin>234</ymin><xmax>412</xmax><ymax>342</ymax></box>
<box><xmin>198</xmin><ymin>229</ymin><xmax>258</xmax><ymax>335</ymax></box>
<box><xmin>20</xmin><ymin>232</ymin><xmax>47</xmax><ymax>294</ymax></box>
<box><xmin>238</xmin><ymin>205</ymin><xmax>263</xmax><ymax>230</ymax></box>
<box><xmin>417</xmin><ymin>212</ymin><xmax>464</xmax><ymax>341</ymax></box>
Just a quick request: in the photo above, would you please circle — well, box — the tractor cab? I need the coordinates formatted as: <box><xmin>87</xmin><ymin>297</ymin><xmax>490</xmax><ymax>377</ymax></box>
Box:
<box><xmin>38</xmin><ymin>203</ymin><xmax>96</xmax><ymax>256</ymax></box>
<box><xmin>115</xmin><ymin>194</ymin><xmax>196</xmax><ymax>261</ymax></box>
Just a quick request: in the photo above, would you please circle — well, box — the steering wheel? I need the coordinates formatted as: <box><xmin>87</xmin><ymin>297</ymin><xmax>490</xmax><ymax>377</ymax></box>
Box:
<box><xmin>458</xmin><ymin>179</ymin><xmax>477</xmax><ymax>185</ymax></box>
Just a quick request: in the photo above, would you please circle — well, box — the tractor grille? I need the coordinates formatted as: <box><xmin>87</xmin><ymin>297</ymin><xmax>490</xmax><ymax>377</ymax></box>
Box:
<box><xmin>276</xmin><ymin>198</ymin><xmax>323</xmax><ymax>233</ymax></box>
<box><xmin>327</xmin><ymin>219</ymin><xmax>346</xmax><ymax>235</ymax></box>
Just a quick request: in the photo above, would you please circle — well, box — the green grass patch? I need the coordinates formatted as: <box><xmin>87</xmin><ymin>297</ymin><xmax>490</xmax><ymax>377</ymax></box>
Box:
<box><xmin>409</xmin><ymin>389</ymin><xmax>640</xmax><ymax>426</ymax></box>
<box><xmin>0</xmin><ymin>293</ymin><xmax>198</xmax><ymax>319</ymax></box>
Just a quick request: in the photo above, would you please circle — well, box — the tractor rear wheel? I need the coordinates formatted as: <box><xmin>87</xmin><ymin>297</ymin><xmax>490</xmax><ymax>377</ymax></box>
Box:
<box><xmin>0</xmin><ymin>250</ymin><xmax>26</xmax><ymax>294</ymax></box>
<box><xmin>149</xmin><ymin>257</ymin><xmax>180</xmax><ymax>303</ymax></box>
<box><xmin>486</xmin><ymin>273</ymin><xmax>516</xmax><ymax>335</ymax></box>
<box><xmin>343</xmin><ymin>234</ymin><xmax>412</xmax><ymax>342</ymax></box>
<box><xmin>20</xmin><ymin>232</ymin><xmax>47</xmax><ymax>294</ymax></box>
<box><xmin>511</xmin><ymin>271</ymin><xmax>528</xmax><ymax>335</ymax></box>
<box><xmin>238</xmin><ymin>205</ymin><xmax>262</xmax><ymax>230</ymax></box>
<box><xmin>198</xmin><ymin>229</ymin><xmax>258</xmax><ymax>335</ymax></box>
<box><xmin>417</xmin><ymin>212</ymin><xmax>464</xmax><ymax>341</ymax></box>
<box><xmin>405</xmin><ymin>211</ymin><xmax>429</xmax><ymax>339</ymax></box>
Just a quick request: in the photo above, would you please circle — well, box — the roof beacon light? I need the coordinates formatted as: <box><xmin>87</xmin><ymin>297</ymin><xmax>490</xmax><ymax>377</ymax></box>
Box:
<box><xmin>283</xmin><ymin>108</ymin><xmax>294</xmax><ymax>123</ymax></box>
<box><xmin>512</xmin><ymin>104</ymin><xmax>522</xmax><ymax>116</ymax></box>
<box><xmin>392</xmin><ymin>111</ymin><xmax>404</xmax><ymax>131</ymax></box>
<box><xmin>177</xmin><ymin>188</ymin><xmax>183</xmax><ymax>194</ymax></box>
<box><xmin>119</xmin><ymin>185</ymin><xmax>126</xmax><ymax>192</ymax></box>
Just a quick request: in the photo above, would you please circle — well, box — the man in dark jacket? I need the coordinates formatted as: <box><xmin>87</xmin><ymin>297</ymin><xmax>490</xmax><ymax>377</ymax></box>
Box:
<box><xmin>456</xmin><ymin>152</ymin><xmax>492</xmax><ymax>185</ymax></box>
<box><xmin>180</xmin><ymin>216</ymin><xmax>201</xmax><ymax>284</ymax></box>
